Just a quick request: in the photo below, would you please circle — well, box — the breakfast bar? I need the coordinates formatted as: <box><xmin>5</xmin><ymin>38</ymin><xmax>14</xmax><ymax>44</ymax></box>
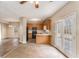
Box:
<box><xmin>36</xmin><ymin>34</ymin><xmax>51</xmax><ymax>44</ymax></box>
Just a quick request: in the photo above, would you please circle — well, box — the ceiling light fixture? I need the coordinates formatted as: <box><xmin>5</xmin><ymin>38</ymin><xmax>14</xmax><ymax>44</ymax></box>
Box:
<box><xmin>20</xmin><ymin>1</ymin><xmax>39</xmax><ymax>8</ymax></box>
<box><xmin>34</xmin><ymin>1</ymin><xmax>39</xmax><ymax>8</ymax></box>
<box><xmin>20</xmin><ymin>1</ymin><xmax>53</xmax><ymax>8</ymax></box>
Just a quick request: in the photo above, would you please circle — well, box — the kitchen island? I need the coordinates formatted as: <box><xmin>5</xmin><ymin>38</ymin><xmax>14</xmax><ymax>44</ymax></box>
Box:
<box><xmin>36</xmin><ymin>33</ymin><xmax>51</xmax><ymax>44</ymax></box>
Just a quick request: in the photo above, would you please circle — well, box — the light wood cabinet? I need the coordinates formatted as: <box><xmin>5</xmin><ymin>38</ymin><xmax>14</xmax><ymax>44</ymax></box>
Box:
<box><xmin>27</xmin><ymin>23</ymin><xmax>32</xmax><ymax>30</ymax></box>
<box><xmin>27</xmin><ymin>23</ymin><xmax>43</xmax><ymax>30</ymax></box>
<box><xmin>28</xmin><ymin>33</ymin><xmax>32</xmax><ymax>39</ymax></box>
<box><xmin>36</xmin><ymin>34</ymin><xmax>51</xmax><ymax>44</ymax></box>
<box><xmin>43</xmin><ymin>19</ymin><xmax>51</xmax><ymax>30</ymax></box>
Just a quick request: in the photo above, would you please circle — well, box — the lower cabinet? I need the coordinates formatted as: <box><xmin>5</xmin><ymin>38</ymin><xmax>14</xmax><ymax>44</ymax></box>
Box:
<box><xmin>28</xmin><ymin>33</ymin><xmax>32</xmax><ymax>39</ymax></box>
<box><xmin>36</xmin><ymin>34</ymin><xmax>51</xmax><ymax>44</ymax></box>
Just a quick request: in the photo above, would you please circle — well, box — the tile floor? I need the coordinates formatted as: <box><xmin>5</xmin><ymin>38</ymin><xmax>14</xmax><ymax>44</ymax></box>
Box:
<box><xmin>3</xmin><ymin>43</ymin><xmax>66</xmax><ymax>58</ymax></box>
<box><xmin>0</xmin><ymin>38</ymin><xmax>19</xmax><ymax>57</ymax></box>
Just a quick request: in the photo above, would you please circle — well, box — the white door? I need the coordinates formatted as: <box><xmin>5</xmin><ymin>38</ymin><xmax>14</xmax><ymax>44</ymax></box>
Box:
<box><xmin>55</xmin><ymin>20</ymin><xmax>64</xmax><ymax>49</ymax></box>
<box><xmin>63</xmin><ymin>12</ymin><xmax>76</xmax><ymax>57</ymax></box>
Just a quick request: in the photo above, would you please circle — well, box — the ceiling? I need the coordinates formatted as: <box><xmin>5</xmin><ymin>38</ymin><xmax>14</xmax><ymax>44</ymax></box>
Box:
<box><xmin>0</xmin><ymin>1</ymin><xmax>68</xmax><ymax>23</ymax></box>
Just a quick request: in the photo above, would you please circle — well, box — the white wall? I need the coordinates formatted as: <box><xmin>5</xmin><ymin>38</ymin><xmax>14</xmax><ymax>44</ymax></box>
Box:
<box><xmin>0</xmin><ymin>20</ymin><xmax>20</xmax><ymax>41</ymax></box>
<box><xmin>1</xmin><ymin>23</ymin><xmax>7</xmax><ymax>39</ymax></box>
<box><xmin>6</xmin><ymin>23</ymin><xmax>19</xmax><ymax>38</ymax></box>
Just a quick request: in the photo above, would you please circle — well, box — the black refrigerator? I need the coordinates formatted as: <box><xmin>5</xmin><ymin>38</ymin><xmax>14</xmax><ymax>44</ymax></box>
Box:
<box><xmin>32</xmin><ymin>27</ymin><xmax>37</xmax><ymax>42</ymax></box>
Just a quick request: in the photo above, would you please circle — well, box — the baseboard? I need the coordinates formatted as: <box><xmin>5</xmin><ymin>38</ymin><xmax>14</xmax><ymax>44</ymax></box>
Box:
<box><xmin>50</xmin><ymin>44</ymin><xmax>69</xmax><ymax>58</ymax></box>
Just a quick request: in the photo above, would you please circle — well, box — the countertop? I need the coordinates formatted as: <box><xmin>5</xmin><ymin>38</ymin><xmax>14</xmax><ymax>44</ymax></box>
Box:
<box><xmin>36</xmin><ymin>33</ymin><xmax>51</xmax><ymax>36</ymax></box>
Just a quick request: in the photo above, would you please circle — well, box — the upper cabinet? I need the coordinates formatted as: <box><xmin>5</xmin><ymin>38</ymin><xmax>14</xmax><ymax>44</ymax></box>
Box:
<box><xmin>43</xmin><ymin>19</ymin><xmax>51</xmax><ymax>31</ymax></box>
<box><xmin>27</xmin><ymin>22</ymin><xmax>43</xmax><ymax>30</ymax></box>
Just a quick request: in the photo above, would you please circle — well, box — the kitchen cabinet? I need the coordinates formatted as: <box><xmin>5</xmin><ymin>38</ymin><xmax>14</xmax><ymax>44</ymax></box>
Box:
<box><xmin>27</xmin><ymin>23</ymin><xmax>43</xmax><ymax>30</ymax></box>
<box><xmin>28</xmin><ymin>33</ymin><xmax>32</xmax><ymax>39</ymax></box>
<box><xmin>43</xmin><ymin>19</ymin><xmax>51</xmax><ymax>30</ymax></box>
<box><xmin>36</xmin><ymin>34</ymin><xmax>51</xmax><ymax>44</ymax></box>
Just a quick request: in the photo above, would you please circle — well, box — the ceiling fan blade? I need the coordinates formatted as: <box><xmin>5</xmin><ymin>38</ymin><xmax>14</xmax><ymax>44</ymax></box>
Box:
<box><xmin>35</xmin><ymin>4</ymin><xmax>39</xmax><ymax>8</ymax></box>
<box><xmin>34</xmin><ymin>1</ymin><xmax>39</xmax><ymax>8</ymax></box>
<box><xmin>20</xmin><ymin>1</ymin><xmax>27</xmax><ymax>4</ymax></box>
<box><xmin>49</xmin><ymin>1</ymin><xmax>53</xmax><ymax>2</ymax></box>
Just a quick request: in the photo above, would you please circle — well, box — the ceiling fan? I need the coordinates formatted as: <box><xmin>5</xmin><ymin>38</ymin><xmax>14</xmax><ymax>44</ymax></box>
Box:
<box><xmin>20</xmin><ymin>1</ymin><xmax>39</xmax><ymax>8</ymax></box>
<box><xmin>19</xmin><ymin>1</ymin><xmax>53</xmax><ymax>8</ymax></box>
